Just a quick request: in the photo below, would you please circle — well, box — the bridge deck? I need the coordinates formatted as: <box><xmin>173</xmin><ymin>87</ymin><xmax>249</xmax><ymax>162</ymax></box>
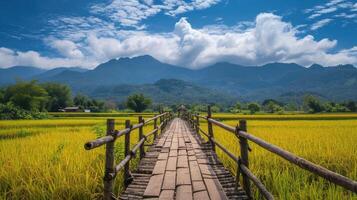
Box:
<box><xmin>120</xmin><ymin>118</ymin><xmax>248</xmax><ymax>200</ymax></box>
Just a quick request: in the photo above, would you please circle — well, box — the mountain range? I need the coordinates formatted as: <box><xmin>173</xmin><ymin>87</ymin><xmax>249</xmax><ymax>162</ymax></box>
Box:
<box><xmin>0</xmin><ymin>55</ymin><xmax>356</xmax><ymax>104</ymax></box>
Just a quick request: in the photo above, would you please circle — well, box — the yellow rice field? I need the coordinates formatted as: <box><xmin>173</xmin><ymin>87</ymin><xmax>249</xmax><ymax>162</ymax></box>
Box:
<box><xmin>0</xmin><ymin>113</ymin><xmax>356</xmax><ymax>199</ymax></box>
<box><xmin>198</xmin><ymin>115</ymin><xmax>357</xmax><ymax>199</ymax></box>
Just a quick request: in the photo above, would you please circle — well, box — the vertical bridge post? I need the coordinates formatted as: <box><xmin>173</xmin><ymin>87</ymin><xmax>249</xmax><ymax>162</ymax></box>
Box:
<box><xmin>207</xmin><ymin>106</ymin><xmax>215</xmax><ymax>152</ymax></box>
<box><xmin>154</xmin><ymin>115</ymin><xmax>158</xmax><ymax>139</ymax></box>
<box><xmin>124</xmin><ymin>120</ymin><xmax>132</xmax><ymax>186</ymax></box>
<box><xmin>138</xmin><ymin>116</ymin><xmax>145</xmax><ymax>160</ymax></box>
<box><xmin>239</xmin><ymin>119</ymin><xmax>251</xmax><ymax>198</ymax></box>
<box><xmin>195</xmin><ymin>113</ymin><xmax>199</xmax><ymax>133</ymax></box>
<box><xmin>104</xmin><ymin>119</ymin><xmax>115</xmax><ymax>200</ymax></box>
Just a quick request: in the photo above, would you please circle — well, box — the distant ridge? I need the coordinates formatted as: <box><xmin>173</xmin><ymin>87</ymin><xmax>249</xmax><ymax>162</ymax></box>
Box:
<box><xmin>0</xmin><ymin>55</ymin><xmax>356</xmax><ymax>102</ymax></box>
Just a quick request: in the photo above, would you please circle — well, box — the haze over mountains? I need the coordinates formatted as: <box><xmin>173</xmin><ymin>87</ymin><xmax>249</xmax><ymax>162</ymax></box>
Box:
<box><xmin>1</xmin><ymin>55</ymin><xmax>356</xmax><ymax>104</ymax></box>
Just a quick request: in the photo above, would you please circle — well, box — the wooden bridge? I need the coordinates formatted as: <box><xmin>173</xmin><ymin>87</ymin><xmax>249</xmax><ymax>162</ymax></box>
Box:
<box><xmin>84</xmin><ymin>107</ymin><xmax>357</xmax><ymax>200</ymax></box>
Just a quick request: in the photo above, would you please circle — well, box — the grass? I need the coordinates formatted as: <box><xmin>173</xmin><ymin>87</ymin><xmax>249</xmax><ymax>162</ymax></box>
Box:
<box><xmin>197</xmin><ymin>117</ymin><xmax>357</xmax><ymax>199</ymax></box>
<box><xmin>0</xmin><ymin>113</ymin><xmax>356</xmax><ymax>199</ymax></box>
<box><xmin>0</xmin><ymin>115</ymin><xmax>156</xmax><ymax>200</ymax></box>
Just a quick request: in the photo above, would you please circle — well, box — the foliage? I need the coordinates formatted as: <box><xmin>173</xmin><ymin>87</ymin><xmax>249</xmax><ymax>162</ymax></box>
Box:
<box><xmin>3</xmin><ymin>80</ymin><xmax>49</xmax><ymax>111</ymax></box>
<box><xmin>42</xmin><ymin>83</ymin><xmax>73</xmax><ymax>111</ymax></box>
<box><xmin>125</xmin><ymin>93</ymin><xmax>152</xmax><ymax>112</ymax></box>
<box><xmin>74</xmin><ymin>94</ymin><xmax>105</xmax><ymax>112</ymax></box>
<box><xmin>247</xmin><ymin>103</ymin><xmax>260</xmax><ymax>114</ymax></box>
<box><xmin>343</xmin><ymin>101</ymin><xmax>357</xmax><ymax>112</ymax></box>
<box><xmin>0</xmin><ymin>103</ymin><xmax>48</xmax><ymax>120</ymax></box>
<box><xmin>264</xmin><ymin>101</ymin><xmax>284</xmax><ymax>113</ymax></box>
<box><xmin>303</xmin><ymin>95</ymin><xmax>325</xmax><ymax>113</ymax></box>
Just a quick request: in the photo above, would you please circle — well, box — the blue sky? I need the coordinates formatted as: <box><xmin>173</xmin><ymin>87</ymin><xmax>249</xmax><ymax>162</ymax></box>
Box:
<box><xmin>0</xmin><ymin>0</ymin><xmax>356</xmax><ymax>69</ymax></box>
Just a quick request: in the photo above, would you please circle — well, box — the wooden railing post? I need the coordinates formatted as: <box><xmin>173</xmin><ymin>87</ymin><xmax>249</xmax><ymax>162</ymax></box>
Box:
<box><xmin>138</xmin><ymin>116</ymin><xmax>145</xmax><ymax>160</ymax></box>
<box><xmin>207</xmin><ymin>106</ymin><xmax>215</xmax><ymax>151</ymax></box>
<box><xmin>154</xmin><ymin>115</ymin><xmax>158</xmax><ymax>139</ymax></box>
<box><xmin>159</xmin><ymin>110</ymin><xmax>163</xmax><ymax>132</ymax></box>
<box><xmin>239</xmin><ymin>119</ymin><xmax>251</xmax><ymax>198</ymax></box>
<box><xmin>195</xmin><ymin>113</ymin><xmax>199</xmax><ymax>133</ymax></box>
<box><xmin>103</xmin><ymin>119</ymin><xmax>115</xmax><ymax>200</ymax></box>
<box><xmin>124</xmin><ymin>120</ymin><xmax>132</xmax><ymax>186</ymax></box>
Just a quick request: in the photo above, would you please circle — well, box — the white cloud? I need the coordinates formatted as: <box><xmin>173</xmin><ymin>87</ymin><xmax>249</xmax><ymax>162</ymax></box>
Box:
<box><xmin>311</xmin><ymin>18</ymin><xmax>333</xmax><ymax>30</ymax></box>
<box><xmin>1</xmin><ymin>13</ymin><xmax>357</xmax><ymax>69</ymax></box>
<box><xmin>90</xmin><ymin>0</ymin><xmax>221</xmax><ymax>29</ymax></box>
<box><xmin>49</xmin><ymin>39</ymin><xmax>84</xmax><ymax>59</ymax></box>
<box><xmin>306</xmin><ymin>0</ymin><xmax>357</xmax><ymax>21</ymax></box>
<box><xmin>0</xmin><ymin>47</ymin><xmax>95</xmax><ymax>69</ymax></box>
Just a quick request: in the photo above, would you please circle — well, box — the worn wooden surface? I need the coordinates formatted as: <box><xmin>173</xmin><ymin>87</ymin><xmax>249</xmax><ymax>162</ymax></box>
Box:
<box><xmin>120</xmin><ymin>118</ymin><xmax>248</xmax><ymax>200</ymax></box>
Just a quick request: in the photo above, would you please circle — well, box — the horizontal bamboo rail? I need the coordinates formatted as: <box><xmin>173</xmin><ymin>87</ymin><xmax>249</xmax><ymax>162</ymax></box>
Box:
<box><xmin>84</xmin><ymin>111</ymin><xmax>173</xmax><ymax>200</ymax></box>
<box><xmin>183</xmin><ymin>106</ymin><xmax>357</xmax><ymax>199</ymax></box>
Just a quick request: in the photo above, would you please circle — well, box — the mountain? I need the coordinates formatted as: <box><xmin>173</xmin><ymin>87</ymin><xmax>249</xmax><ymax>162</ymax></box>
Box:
<box><xmin>86</xmin><ymin>79</ymin><xmax>236</xmax><ymax>105</ymax></box>
<box><xmin>0</xmin><ymin>55</ymin><xmax>356</xmax><ymax>103</ymax></box>
<box><xmin>0</xmin><ymin>66</ymin><xmax>45</xmax><ymax>85</ymax></box>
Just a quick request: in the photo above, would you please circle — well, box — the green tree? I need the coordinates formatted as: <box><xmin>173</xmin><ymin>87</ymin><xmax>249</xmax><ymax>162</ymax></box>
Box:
<box><xmin>42</xmin><ymin>83</ymin><xmax>72</xmax><ymax>111</ymax></box>
<box><xmin>73</xmin><ymin>94</ymin><xmax>91</xmax><ymax>109</ymax></box>
<box><xmin>247</xmin><ymin>103</ymin><xmax>260</xmax><ymax>114</ymax></box>
<box><xmin>265</xmin><ymin>101</ymin><xmax>284</xmax><ymax>113</ymax></box>
<box><xmin>126</xmin><ymin>93</ymin><xmax>152</xmax><ymax>112</ymax></box>
<box><xmin>303</xmin><ymin>95</ymin><xmax>324</xmax><ymax>113</ymax></box>
<box><xmin>3</xmin><ymin>80</ymin><xmax>49</xmax><ymax>111</ymax></box>
<box><xmin>345</xmin><ymin>101</ymin><xmax>357</xmax><ymax>112</ymax></box>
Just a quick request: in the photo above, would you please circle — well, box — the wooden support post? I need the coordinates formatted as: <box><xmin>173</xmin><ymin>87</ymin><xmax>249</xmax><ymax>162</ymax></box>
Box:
<box><xmin>196</xmin><ymin>113</ymin><xmax>199</xmax><ymax>133</ymax></box>
<box><xmin>159</xmin><ymin>110</ymin><xmax>163</xmax><ymax>132</ymax></box>
<box><xmin>239</xmin><ymin>119</ymin><xmax>251</xmax><ymax>198</ymax></box>
<box><xmin>207</xmin><ymin>106</ymin><xmax>215</xmax><ymax>151</ymax></box>
<box><xmin>154</xmin><ymin>115</ymin><xmax>158</xmax><ymax>139</ymax></box>
<box><xmin>138</xmin><ymin>116</ymin><xmax>145</xmax><ymax>160</ymax></box>
<box><xmin>103</xmin><ymin>119</ymin><xmax>115</xmax><ymax>200</ymax></box>
<box><xmin>124</xmin><ymin>120</ymin><xmax>132</xmax><ymax>186</ymax></box>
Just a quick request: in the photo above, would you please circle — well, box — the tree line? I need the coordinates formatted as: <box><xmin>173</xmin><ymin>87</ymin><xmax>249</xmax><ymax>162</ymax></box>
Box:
<box><xmin>1</xmin><ymin>81</ymin><xmax>356</xmax><ymax>119</ymax></box>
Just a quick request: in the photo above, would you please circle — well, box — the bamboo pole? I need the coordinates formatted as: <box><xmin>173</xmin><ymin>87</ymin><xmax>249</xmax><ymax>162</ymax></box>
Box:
<box><xmin>154</xmin><ymin>115</ymin><xmax>158</xmax><ymax>139</ymax></box>
<box><xmin>239</xmin><ymin>119</ymin><xmax>251</xmax><ymax>198</ymax></box>
<box><xmin>103</xmin><ymin>119</ymin><xmax>115</xmax><ymax>200</ymax></box>
<box><xmin>124</xmin><ymin>120</ymin><xmax>132</xmax><ymax>186</ymax></box>
<box><xmin>207</xmin><ymin>106</ymin><xmax>215</xmax><ymax>151</ymax></box>
<box><xmin>138</xmin><ymin>116</ymin><xmax>145</xmax><ymax>160</ymax></box>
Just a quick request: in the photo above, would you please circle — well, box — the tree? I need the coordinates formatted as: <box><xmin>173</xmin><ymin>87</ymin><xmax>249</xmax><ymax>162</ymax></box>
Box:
<box><xmin>74</xmin><ymin>94</ymin><xmax>91</xmax><ymax>109</ymax></box>
<box><xmin>42</xmin><ymin>83</ymin><xmax>72</xmax><ymax>111</ymax></box>
<box><xmin>303</xmin><ymin>95</ymin><xmax>324</xmax><ymax>113</ymax></box>
<box><xmin>265</xmin><ymin>101</ymin><xmax>284</xmax><ymax>113</ymax></box>
<box><xmin>247</xmin><ymin>103</ymin><xmax>260</xmax><ymax>114</ymax></box>
<box><xmin>126</xmin><ymin>93</ymin><xmax>152</xmax><ymax>112</ymax></box>
<box><xmin>3</xmin><ymin>80</ymin><xmax>49</xmax><ymax>111</ymax></box>
<box><xmin>345</xmin><ymin>101</ymin><xmax>357</xmax><ymax>112</ymax></box>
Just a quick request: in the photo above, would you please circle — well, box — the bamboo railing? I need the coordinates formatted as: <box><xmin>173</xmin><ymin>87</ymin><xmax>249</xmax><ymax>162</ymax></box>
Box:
<box><xmin>84</xmin><ymin>111</ymin><xmax>173</xmax><ymax>200</ymax></box>
<box><xmin>183</xmin><ymin>106</ymin><xmax>357</xmax><ymax>199</ymax></box>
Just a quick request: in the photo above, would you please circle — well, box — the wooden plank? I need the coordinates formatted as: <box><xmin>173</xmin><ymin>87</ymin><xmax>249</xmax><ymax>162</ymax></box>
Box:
<box><xmin>159</xmin><ymin>190</ymin><xmax>174</xmax><ymax>200</ymax></box>
<box><xmin>177</xmin><ymin>155</ymin><xmax>188</xmax><ymax>168</ymax></box>
<box><xmin>193</xmin><ymin>191</ymin><xmax>210</xmax><ymax>200</ymax></box>
<box><xmin>176</xmin><ymin>185</ymin><xmax>193</xmax><ymax>200</ymax></box>
<box><xmin>143</xmin><ymin>174</ymin><xmax>164</xmax><ymax>197</ymax></box>
<box><xmin>166</xmin><ymin>156</ymin><xmax>177</xmax><ymax>171</ymax></box>
<box><xmin>176</xmin><ymin>168</ymin><xmax>191</xmax><ymax>185</ymax></box>
<box><xmin>162</xmin><ymin>171</ymin><xmax>176</xmax><ymax>190</ymax></box>
<box><xmin>203</xmin><ymin>178</ymin><xmax>228</xmax><ymax>200</ymax></box>
<box><xmin>152</xmin><ymin>160</ymin><xmax>167</xmax><ymax>175</ymax></box>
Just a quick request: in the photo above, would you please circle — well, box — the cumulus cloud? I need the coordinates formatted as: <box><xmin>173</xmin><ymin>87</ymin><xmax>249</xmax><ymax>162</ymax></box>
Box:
<box><xmin>1</xmin><ymin>13</ymin><xmax>357</xmax><ymax>69</ymax></box>
<box><xmin>49</xmin><ymin>39</ymin><xmax>84</xmax><ymax>59</ymax></box>
<box><xmin>0</xmin><ymin>47</ymin><xmax>95</xmax><ymax>69</ymax></box>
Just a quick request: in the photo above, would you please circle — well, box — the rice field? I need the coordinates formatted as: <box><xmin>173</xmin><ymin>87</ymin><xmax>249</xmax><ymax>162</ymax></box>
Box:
<box><xmin>0</xmin><ymin>113</ymin><xmax>356</xmax><ymax>199</ymax></box>
<box><xmin>197</xmin><ymin>114</ymin><xmax>357</xmax><ymax>199</ymax></box>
